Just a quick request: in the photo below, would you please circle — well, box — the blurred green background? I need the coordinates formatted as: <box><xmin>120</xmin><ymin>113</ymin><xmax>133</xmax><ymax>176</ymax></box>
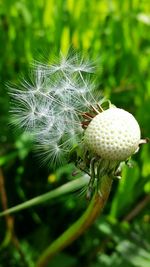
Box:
<box><xmin>0</xmin><ymin>0</ymin><xmax>150</xmax><ymax>266</ymax></box>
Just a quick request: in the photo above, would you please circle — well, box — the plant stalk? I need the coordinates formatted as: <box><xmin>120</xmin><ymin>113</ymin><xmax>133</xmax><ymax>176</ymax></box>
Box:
<box><xmin>36</xmin><ymin>174</ymin><xmax>113</xmax><ymax>267</ymax></box>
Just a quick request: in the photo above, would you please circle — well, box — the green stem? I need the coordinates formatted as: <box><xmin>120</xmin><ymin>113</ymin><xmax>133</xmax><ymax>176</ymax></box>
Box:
<box><xmin>36</xmin><ymin>175</ymin><xmax>113</xmax><ymax>267</ymax></box>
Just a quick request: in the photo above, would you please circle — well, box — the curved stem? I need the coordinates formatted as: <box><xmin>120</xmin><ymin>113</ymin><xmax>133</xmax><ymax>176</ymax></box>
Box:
<box><xmin>36</xmin><ymin>175</ymin><xmax>113</xmax><ymax>267</ymax></box>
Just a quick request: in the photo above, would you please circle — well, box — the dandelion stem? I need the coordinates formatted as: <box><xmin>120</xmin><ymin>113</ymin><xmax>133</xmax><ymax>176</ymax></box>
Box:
<box><xmin>36</xmin><ymin>174</ymin><xmax>113</xmax><ymax>267</ymax></box>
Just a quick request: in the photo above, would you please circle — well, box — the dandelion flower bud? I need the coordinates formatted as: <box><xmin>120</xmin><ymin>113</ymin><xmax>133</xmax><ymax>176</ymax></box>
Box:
<box><xmin>84</xmin><ymin>107</ymin><xmax>141</xmax><ymax>161</ymax></box>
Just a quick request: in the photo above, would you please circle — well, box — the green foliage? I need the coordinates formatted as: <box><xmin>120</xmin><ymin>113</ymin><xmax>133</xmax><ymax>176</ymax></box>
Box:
<box><xmin>0</xmin><ymin>0</ymin><xmax>150</xmax><ymax>266</ymax></box>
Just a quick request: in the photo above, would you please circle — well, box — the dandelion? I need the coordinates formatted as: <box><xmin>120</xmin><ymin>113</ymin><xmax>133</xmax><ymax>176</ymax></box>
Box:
<box><xmin>8</xmin><ymin>52</ymin><xmax>149</xmax><ymax>267</ymax></box>
<box><xmin>9</xmin><ymin>52</ymin><xmax>148</xmax><ymax>198</ymax></box>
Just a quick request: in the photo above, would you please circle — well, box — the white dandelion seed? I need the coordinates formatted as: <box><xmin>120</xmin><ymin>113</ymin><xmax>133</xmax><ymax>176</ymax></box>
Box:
<box><xmin>9</xmin><ymin>53</ymin><xmax>101</xmax><ymax>166</ymax></box>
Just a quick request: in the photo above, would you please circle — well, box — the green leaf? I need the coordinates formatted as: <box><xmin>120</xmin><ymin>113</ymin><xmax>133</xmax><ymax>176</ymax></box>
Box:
<box><xmin>0</xmin><ymin>176</ymin><xmax>89</xmax><ymax>217</ymax></box>
<box><xmin>116</xmin><ymin>240</ymin><xmax>150</xmax><ymax>267</ymax></box>
<box><xmin>110</xmin><ymin>164</ymin><xmax>140</xmax><ymax>218</ymax></box>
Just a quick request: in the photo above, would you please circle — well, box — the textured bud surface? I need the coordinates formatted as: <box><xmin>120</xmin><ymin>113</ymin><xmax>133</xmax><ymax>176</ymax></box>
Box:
<box><xmin>84</xmin><ymin>107</ymin><xmax>141</xmax><ymax>161</ymax></box>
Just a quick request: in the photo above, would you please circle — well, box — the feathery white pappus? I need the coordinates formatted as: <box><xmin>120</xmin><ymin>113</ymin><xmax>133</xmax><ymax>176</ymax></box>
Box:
<box><xmin>9</xmin><ymin>53</ymin><xmax>103</xmax><ymax>166</ymax></box>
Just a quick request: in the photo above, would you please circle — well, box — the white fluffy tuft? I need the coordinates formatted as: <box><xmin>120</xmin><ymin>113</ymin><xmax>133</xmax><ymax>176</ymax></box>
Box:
<box><xmin>9</xmin><ymin>53</ymin><xmax>102</xmax><ymax>166</ymax></box>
